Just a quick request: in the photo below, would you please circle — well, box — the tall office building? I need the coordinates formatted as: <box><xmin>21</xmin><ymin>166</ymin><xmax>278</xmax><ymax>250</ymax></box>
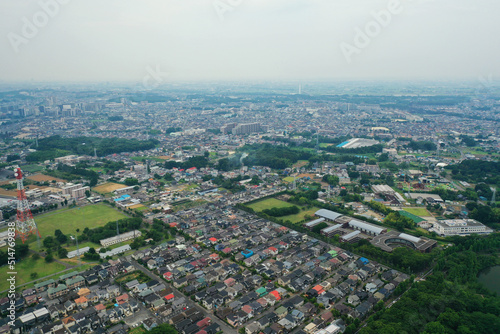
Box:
<box><xmin>231</xmin><ymin>122</ymin><xmax>264</xmax><ymax>135</ymax></box>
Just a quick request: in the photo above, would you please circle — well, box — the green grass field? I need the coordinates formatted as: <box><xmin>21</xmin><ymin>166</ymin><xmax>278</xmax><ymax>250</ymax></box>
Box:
<box><xmin>34</xmin><ymin>204</ymin><xmax>127</xmax><ymax>239</ymax></box>
<box><xmin>403</xmin><ymin>208</ymin><xmax>431</xmax><ymax>217</ymax></box>
<box><xmin>131</xmin><ymin>156</ymin><xmax>165</xmax><ymax>163</ymax></box>
<box><xmin>399</xmin><ymin>210</ymin><xmax>426</xmax><ymax>223</ymax></box>
<box><xmin>21</xmin><ymin>164</ymin><xmax>44</xmax><ymax>173</ymax></box>
<box><xmin>0</xmin><ymin>256</ymin><xmax>65</xmax><ymax>292</ymax></box>
<box><xmin>282</xmin><ymin>207</ymin><xmax>320</xmax><ymax>224</ymax></box>
<box><xmin>248</xmin><ymin>198</ymin><xmax>295</xmax><ymax>211</ymax></box>
<box><xmin>128</xmin><ymin>327</ymin><xmax>146</xmax><ymax>334</ymax></box>
<box><xmin>247</xmin><ymin>198</ymin><xmax>320</xmax><ymax>224</ymax></box>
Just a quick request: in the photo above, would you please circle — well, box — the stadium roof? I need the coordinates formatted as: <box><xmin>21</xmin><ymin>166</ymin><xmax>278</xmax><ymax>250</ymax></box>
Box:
<box><xmin>315</xmin><ymin>209</ymin><xmax>343</xmax><ymax>221</ymax></box>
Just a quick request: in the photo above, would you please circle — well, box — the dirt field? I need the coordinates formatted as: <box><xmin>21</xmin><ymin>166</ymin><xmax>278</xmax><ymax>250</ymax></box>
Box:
<box><xmin>292</xmin><ymin>160</ymin><xmax>309</xmax><ymax>168</ymax></box>
<box><xmin>93</xmin><ymin>182</ymin><xmax>128</xmax><ymax>193</ymax></box>
<box><xmin>297</xmin><ymin>173</ymin><xmax>317</xmax><ymax>179</ymax></box>
<box><xmin>27</xmin><ymin>174</ymin><xmax>66</xmax><ymax>183</ymax></box>
<box><xmin>0</xmin><ymin>189</ymin><xmax>16</xmax><ymax>197</ymax></box>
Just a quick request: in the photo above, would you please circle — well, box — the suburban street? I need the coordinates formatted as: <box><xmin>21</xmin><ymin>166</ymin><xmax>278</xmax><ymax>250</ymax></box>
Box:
<box><xmin>130</xmin><ymin>258</ymin><xmax>238</xmax><ymax>334</ymax></box>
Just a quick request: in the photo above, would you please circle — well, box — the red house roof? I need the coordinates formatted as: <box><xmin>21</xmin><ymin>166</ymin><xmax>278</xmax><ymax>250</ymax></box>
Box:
<box><xmin>95</xmin><ymin>304</ymin><xmax>106</xmax><ymax>311</ymax></box>
<box><xmin>196</xmin><ymin>317</ymin><xmax>211</xmax><ymax>328</ymax></box>
<box><xmin>164</xmin><ymin>293</ymin><xmax>175</xmax><ymax>301</ymax></box>
<box><xmin>242</xmin><ymin>305</ymin><xmax>253</xmax><ymax>314</ymax></box>
<box><xmin>270</xmin><ymin>290</ymin><xmax>281</xmax><ymax>301</ymax></box>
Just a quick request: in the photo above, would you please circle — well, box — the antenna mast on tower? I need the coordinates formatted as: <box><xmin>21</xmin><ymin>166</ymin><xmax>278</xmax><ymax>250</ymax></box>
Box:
<box><xmin>14</xmin><ymin>168</ymin><xmax>41</xmax><ymax>244</ymax></box>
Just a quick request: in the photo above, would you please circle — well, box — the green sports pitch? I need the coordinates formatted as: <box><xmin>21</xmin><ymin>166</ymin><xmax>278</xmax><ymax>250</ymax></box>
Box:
<box><xmin>33</xmin><ymin>204</ymin><xmax>127</xmax><ymax>239</ymax></box>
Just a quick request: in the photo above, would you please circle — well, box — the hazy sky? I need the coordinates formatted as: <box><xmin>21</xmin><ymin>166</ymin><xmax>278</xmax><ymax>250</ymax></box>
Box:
<box><xmin>1</xmin><ymin>0</ymin><xmax>499</xmax><ymax>82</ymax></box>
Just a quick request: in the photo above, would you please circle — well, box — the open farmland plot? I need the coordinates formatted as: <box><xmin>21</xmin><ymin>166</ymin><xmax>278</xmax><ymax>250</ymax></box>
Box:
<box><xmin>93</xmin><ymin>182</ymin><xmax>128</xmax><ymax>194</ymax></box>
<box><xmin>33</xmin><ymin>204</ymin><xmax>127</xmax><ymax>238</ymax></box>
<box><xmin>27</xmin><ymin>173</ymin><xmax>66</xmax><ymax>183</ymax></box>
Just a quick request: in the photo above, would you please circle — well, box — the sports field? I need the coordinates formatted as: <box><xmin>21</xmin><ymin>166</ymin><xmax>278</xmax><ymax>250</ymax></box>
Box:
<box><xmin>93</xmin><ymin>182</ymin><xmax>128</xmax><ymax>194</ymax></box>
<box><xmin>403</xmin><ymin>208</ymin><xmax>431</xmax><ymax>217</ymax></box>
<box><xmin>129</xmin><ymin>204</ymin><xmax>147</xmax><ymax>210</ymax></box>
<box><xmin>399</xmin><ymin>210</ymin><xmax>426</xmax><ymax>223</ymax></box>
<box><xmin>20</xmin><ymin>165</ymin><xmax>44</xmax><ymax>173</ymax></box>
<box><xmin>34</xmin><ymin>204</ymin><xmax>127</xmax><ymax>238</ymax></box>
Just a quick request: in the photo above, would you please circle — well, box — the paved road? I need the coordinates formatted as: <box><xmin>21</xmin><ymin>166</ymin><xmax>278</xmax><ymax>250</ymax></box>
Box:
<box><xmin>130</xmin><ymin>259</ymin><xmax>238</xmax><ymax>334</ymax></box>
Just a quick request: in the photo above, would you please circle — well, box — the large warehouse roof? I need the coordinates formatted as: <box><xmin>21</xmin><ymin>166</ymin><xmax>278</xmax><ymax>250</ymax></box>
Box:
<box><xmin>305</xmin><ymin>218</ymin><xmax>325</xmax><ymax>227</ymax></box>
<box><xmin>322</xmin><ymin>224</ymin><xmax>343</xmax><ymax>233</ymax></box>
<box><xmin>348</xmin><ymin>219</ymin><xmax>385</xmax><ymax>235</ymax></box>
<box><xmin>341</xmin><ymin>230</ymin><xmax>361</xmax><ymax>241</ymax></box>
<box><xmin>315</xmin><ymin>209</ymin><xmax>343</xmax><ymax>221</ymax></box>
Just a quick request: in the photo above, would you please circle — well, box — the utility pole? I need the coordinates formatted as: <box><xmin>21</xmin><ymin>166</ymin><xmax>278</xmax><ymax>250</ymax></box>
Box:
<box><xmin>74</xmin><ymin>234</ymin><xmax>81</xmax><ymax>266</ymax></box>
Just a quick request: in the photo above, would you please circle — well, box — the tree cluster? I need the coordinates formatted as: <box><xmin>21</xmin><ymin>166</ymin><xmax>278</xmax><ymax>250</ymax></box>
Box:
<box><xmin>79</xmin><ymin>217</ymin><xmax>142</xmax><ymax>244</ymax></box>
<box><xmin>262</xmin><ymin>205</ymin><xmax>300</xmax><ymax>217</ymax></box>
<box><xmin>406</xmin><ymin>140</ymin><xmax>437</xmax><ymax>151</ymax></box>
<box><xmin>446</xmin><ymin>160</ymin><xmax>500</xmax><ymax>186</ymax></box>
<box><xmin>27</xmin><ymin>135</ymin><xmax>158</xmax><ymax>160</ymax></box>
<box><xmin>384</xmin><ymin>212</ymin><xmax>416</xmax><ymax>231</ymax></box>
<box><xmin>0</xmin><ymin>244</ymin><xmax>29</xmax><ymax>265</ymax></box>
<box><xmin>360</xmin><ymin>234</ymin><xmax>500</xmax><ymax>334</ymax></box>
<box><xmin>46</xmin><ymin>163</ymin><xmax>99</xmax><ymax>187</ymax></box>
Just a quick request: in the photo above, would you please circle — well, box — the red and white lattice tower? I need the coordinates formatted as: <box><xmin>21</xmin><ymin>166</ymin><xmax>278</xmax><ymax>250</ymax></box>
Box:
<box><xmin>15</xmin><ymin>168</ymin><xmax>40</xmax><ymax>243</ymax></box>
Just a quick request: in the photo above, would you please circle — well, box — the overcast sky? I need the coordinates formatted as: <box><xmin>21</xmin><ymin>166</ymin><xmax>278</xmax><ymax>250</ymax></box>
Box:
<box><xmin>0</xmin><ymin>0</ymin><xmax>498</xmax><ymax>83</ymax></box>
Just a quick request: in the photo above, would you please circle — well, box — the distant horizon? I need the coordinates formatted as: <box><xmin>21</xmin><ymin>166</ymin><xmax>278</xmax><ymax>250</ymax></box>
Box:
<box><xmin>1</xmin><ymin>1</ymin><xmax>499</xmax><ymax>83</ymax></box>
<box><xmin>0</xmin><ymin>78</ymin><xmax>497</xmax><ymax>85</ymax></box>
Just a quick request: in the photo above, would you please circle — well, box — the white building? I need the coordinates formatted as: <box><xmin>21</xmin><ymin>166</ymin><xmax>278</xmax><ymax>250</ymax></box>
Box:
<box><xmin>100</xmin><ymin>230</ymin><xmax>142</xmax><ymax>247</ymax></box>
<box><xmin>432</xmin><ymin>219</ymin><xmax>493</xmax><ymax>237</ymax></box>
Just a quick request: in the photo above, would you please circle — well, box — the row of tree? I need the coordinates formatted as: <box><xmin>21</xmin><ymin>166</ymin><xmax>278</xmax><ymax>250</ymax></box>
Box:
<box><xmin>78</xmin><ymin>217</ymin><xmax>142</xmax><ymax>244</ymax></box>
<box><xmin>262</xmin><ymin>205</ymin><xmax>300</xmax><ymax>217</ymax></box>
<box><xmin>27</xmin><ymin>135</ymin><xmax>159</xmax><ymax>160</ymax></box>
